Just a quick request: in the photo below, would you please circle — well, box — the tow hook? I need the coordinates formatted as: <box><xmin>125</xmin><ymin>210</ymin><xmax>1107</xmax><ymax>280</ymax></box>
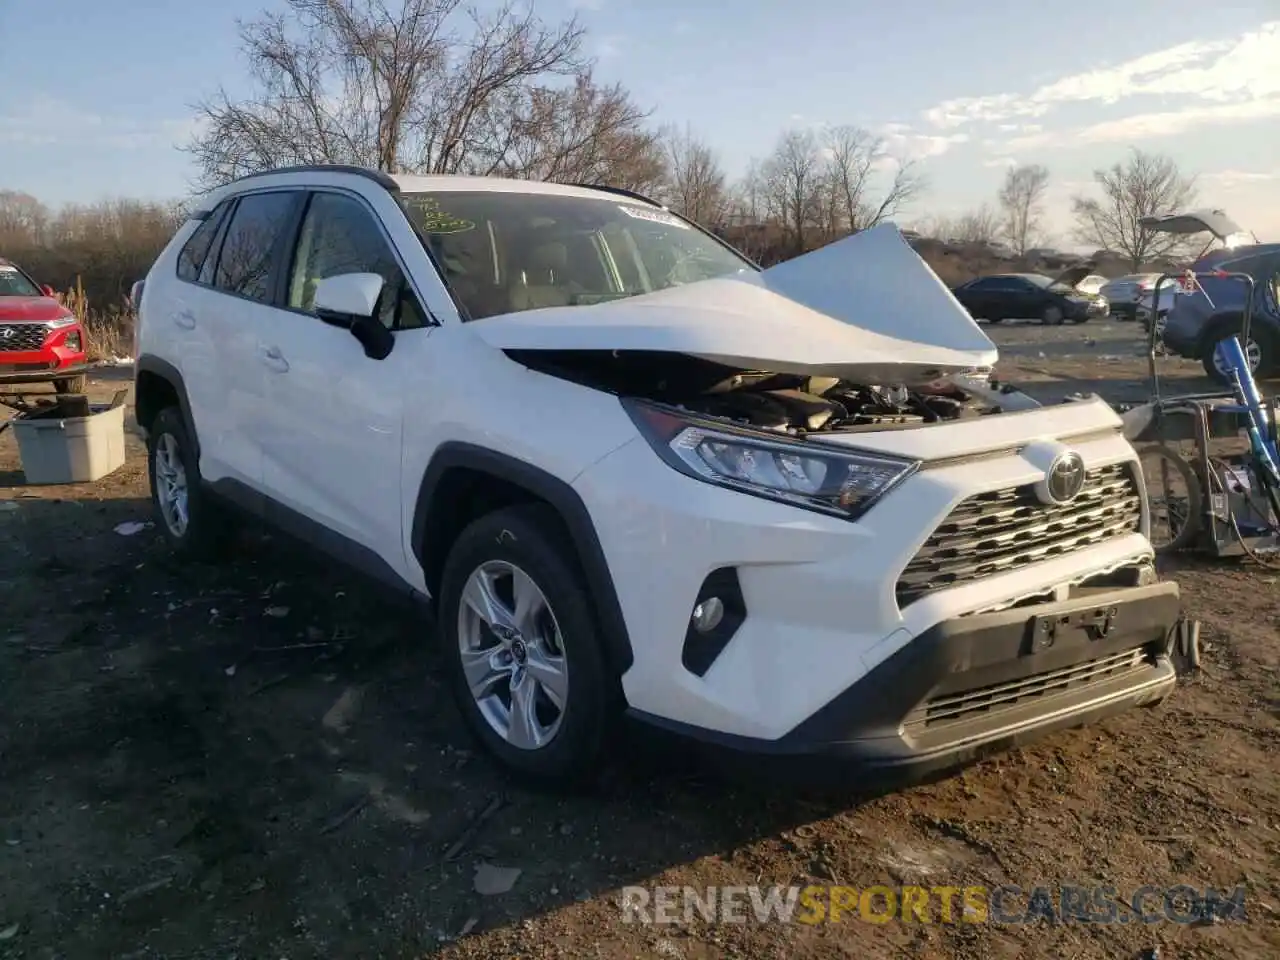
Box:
<box><xmin>1166</xmin><ymin>617</ymin><xmax>1202</xmax><ymax>676</ymax></box>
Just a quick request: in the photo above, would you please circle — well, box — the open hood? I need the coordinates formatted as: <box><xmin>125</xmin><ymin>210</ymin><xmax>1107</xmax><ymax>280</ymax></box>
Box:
<box><xmin>1140</xmin><ymin>209</ymin><xmax>1243</xmax><ymax>240</ymax></box>
<box><xmin>472</xmin><ymin>224</ymin><xmax>999</xmax><ymax>383</ymax></box>
<box><xmin>1051</xmin><ymin>262</ymin><xmax>1096</xmax><ymax>288</ymax></box>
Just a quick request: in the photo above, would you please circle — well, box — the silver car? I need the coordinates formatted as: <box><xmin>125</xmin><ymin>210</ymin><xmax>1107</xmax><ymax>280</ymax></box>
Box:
<box><xmin>1100</xmin><ymin>273</ymin><xmax>1174</xmax><ymax>322</ymax></box>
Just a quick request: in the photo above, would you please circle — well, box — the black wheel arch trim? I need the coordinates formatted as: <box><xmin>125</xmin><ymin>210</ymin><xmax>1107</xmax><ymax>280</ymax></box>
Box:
<box><xmin>134</xmin><ymin>354</ymin><xmax>200</xmax><ymax>457</ymax></box>
<box><xmin>412</xmin><ymin>442</ymin><xmax>635</xmax><ymax>674</ymax></box>
<box><xmin>1195</xmin><ymin>309</ymin><xmax>1255</xmax><ymax>355</ymax></box>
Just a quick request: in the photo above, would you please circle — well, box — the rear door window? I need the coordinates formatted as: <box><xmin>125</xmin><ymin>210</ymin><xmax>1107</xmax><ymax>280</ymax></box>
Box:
<box><xmin>211</xmin><ymin>191</ymin><xmax>300</xmax><ymax>303</ymax></box>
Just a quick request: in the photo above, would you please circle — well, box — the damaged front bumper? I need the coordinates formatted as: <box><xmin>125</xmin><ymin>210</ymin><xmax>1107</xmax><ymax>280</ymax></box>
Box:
<box><xmin>632</xmin><ymin>582</ymin><xmax>1196</xmax><ymax>786</ymax></box>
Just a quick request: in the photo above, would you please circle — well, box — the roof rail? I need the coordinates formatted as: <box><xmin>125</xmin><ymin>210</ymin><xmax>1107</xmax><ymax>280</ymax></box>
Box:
<box><xmin>565</xmin><ymin>182</ymin><xmax>664</xmax><ymax>208</ymax></box>
<box><xmin>227</xmin><ymin>164</ymin><xmax>401</xmax><ymax>193</ymax></box>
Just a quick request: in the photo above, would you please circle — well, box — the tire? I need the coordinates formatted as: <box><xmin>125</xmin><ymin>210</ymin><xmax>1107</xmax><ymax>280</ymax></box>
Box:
<box><xmin>146</xmin><ymin>407</ymin><xmax>234</xmax><ymax>560</ymax></box>
<box><xmin>1200</xmin><ymin>325</ymin><xmax>1274</xmax><ymax>384</ymax></box>
<box><xmin>438</xmin><ymin>504</ymin><xmax>618</xmax><ymax>790</ymax></box>
<box><xmin>1137</xmin><ymin>444</ymin><xmax>1202</xmax><ymax>553</ymax></box>
<box><xmin>54</xmin><ymin>375</ymin><xmax>87</xmax><ymax>394</ymax></box>
<box><xmin>1042</xmin><ymin>304</ymin><xmax>1064</xmax><ymax>326</ymax></box>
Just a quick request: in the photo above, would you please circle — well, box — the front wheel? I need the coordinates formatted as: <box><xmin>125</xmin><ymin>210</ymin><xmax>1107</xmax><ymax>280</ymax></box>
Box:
<box><xmin>438</xmin><ymin>505</ymin><xmax>618</xmax><ymax>790</ymax></box>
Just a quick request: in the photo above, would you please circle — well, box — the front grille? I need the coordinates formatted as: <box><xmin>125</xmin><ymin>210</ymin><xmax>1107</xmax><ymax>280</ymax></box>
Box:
<box><xmin>904</xmin><ymin>648</ymin><xmax>1153</xmax><ymax>731</ymax></box>
<box><xmin>896</xmin><ymin>462</ymin><xmax>1143</xmax><ymax>607</ymax></box>
<box><xmin>0</xmin><ymin>323</ymin><xmax>48</xmax><ymax>352</ymax></box>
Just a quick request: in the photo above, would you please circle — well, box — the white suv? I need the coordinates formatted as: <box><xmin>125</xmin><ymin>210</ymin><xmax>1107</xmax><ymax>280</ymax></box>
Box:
<box><xmin>133</xmin><ymin>165</ymin><xmax>1186</xmax><ymax>787</ymax></box>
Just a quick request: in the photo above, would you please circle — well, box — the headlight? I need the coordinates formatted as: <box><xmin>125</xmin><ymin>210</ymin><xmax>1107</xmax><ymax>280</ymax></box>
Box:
<box><xmin>623</xmin><ymin>399</ymin><xmax>919</xmax><ymax>519</ymax></box>
<box><xmin>46</xmin><ymin>315</ymin><xmax>78</xmax><ymax>329</ymax></box>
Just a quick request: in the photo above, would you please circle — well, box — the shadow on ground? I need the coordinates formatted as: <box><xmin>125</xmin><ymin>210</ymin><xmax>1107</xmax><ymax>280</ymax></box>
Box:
<box><xmin>0</xmin><ymin>494</ymin><xmax>922</xmax><ymax>957</ymax></box>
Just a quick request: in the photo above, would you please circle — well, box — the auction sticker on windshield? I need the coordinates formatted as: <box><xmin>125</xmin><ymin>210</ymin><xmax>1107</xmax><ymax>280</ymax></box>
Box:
<box><xmin>619</xmin><ymin>205</ymin><xmax>689</xmax><ymax>229</ymax></box>
<box><xmin>400</xmin><ymin>195</ymin><xmax>475</xmax><ymax>234</ymax></box>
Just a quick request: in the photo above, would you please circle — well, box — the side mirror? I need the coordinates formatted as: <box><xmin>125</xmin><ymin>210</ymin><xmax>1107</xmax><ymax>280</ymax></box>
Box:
<box><xmin>313</xmin><ymin>272</ymin><xmax>395</xmax><ymax>360</ymax></box>
<box><xmin>39</xmin><ymin>284</ymin><xmax>56</xmax><ymax>298</ymax></box>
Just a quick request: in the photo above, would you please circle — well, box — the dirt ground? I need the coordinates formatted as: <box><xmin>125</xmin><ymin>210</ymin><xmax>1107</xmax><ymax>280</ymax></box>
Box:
<box><xmin>2</xmin><ymin>324</ymin><xmax>1279</xmax><ymax>960</ymax></box>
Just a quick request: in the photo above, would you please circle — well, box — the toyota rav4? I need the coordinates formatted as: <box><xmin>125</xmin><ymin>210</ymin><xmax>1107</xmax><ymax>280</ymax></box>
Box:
<box><xmin>0</xmin><ymin>258</ymin><xmax>89</xmax><ymax>393</ymax></box>
<box><xmin>132</xmin><ymin>165</ymin><xmax>1187</xmax><ymax>787</ymax></box>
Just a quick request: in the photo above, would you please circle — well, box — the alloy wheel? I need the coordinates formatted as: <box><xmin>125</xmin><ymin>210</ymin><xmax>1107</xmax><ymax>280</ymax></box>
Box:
<box><xmin>1212</xmin><ymin>337</ymin><xmax>1261</xmax><ymax>378</ymax></box>
<box><xmin>457</xmin><ymin>560</ymin><xmax>569</xmax><ymax>750</ymax></box>
<box><xmin>154</xmin><ymin>433</ymin><xmax>190</xmax><ymax>537</ymax></box>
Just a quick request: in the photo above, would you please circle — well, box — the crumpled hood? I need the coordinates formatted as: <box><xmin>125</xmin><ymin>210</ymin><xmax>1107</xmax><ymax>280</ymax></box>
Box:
<box><xmin>472</xmin><ymin>224</ymin><xmax>999</xmax><ymax>383</ymax></box>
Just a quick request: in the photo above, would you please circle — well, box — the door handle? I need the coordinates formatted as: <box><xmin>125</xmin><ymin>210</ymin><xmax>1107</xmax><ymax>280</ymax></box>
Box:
<box><xmin>173</xmin><ymin>310</ymin><xmax>196</xmax><ymax>330</ymax></box>
<box><xmin>259</xmin><ymin>344</ymin><xmax>289</xmax><ymax>373</ymax></box>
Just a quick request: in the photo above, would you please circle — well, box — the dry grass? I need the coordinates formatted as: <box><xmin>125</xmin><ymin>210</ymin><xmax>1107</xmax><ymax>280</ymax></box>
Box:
<box><xmin>59</xmin><ymin>277</ymin><xmax>134</xmax><ymax>363</ymax></box>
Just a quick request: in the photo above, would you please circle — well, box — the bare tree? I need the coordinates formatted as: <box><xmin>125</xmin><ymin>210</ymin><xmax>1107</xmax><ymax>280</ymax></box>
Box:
<box><xmin>761</xmin><ymin>129</ymin><xmax>823</xmax><ymax>254</ymax></box>
<box><xmin>660</xmin><ymin>124</ymin><xmax>728</xmax><ymax>227</ymax></box>
<box><xmin>187</xmin><ymin>0</ymin><xmax>659</xmax><ymax>189</ymax></box>
<box><xmin>1071</xmin><ymin>149</ymin><xmax>1197</xmax><ymax>270</ymax></box>
<box><xmin>822</xmin><ymin>125</ymin><xmax>926</xmax><ymax>233</ymax></box>
<box><xmin>997</xmin><ymin>163</ymin><xmax>1049</xmax><ymax>257</ymax></box>
<box><xmin>732</xmin><ymin>159</ymin><xmax>766</xmax><ymax>224</ymax></box>
<box><xmin>934</xmin><ymin>204</ymin><xmax>1001</xmax><ymax>246</ymax></box>
<box><xmin>0</xmin><ymin>191</ymin><xmax>50</xmax><ymax>246</ymax></box>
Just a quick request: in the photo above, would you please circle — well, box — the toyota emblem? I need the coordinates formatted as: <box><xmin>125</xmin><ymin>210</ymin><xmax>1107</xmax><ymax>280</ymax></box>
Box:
<box><xmin>0</xmin><ymin>327</ymin><xmax>14</xmax><ymax>340</ymax></box>
<box><xmin>1040</xmin><ymin>452</ymin><xmax>1086</xmax><ymax>505</ymax></box>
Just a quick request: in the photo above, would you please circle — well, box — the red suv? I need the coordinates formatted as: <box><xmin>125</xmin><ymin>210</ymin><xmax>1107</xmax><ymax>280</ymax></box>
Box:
<box><xmin>0</xmin><ymin>258</ymin><xmax>88</xmax><ymax>394</ymax></box>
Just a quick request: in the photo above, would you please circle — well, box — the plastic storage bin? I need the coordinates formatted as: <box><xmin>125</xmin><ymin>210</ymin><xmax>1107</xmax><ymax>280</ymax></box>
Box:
<box><xmin>11</xmin><ymin>401</ymin><xmax>127</xmax><ymax>484</ymax></box>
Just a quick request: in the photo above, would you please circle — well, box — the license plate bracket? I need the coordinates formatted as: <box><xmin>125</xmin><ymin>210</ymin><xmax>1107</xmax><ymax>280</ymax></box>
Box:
<box><xmin>1026</xmin><ymin>604</ymin><xmax>1121</xmax><ymax>654</ymax></box>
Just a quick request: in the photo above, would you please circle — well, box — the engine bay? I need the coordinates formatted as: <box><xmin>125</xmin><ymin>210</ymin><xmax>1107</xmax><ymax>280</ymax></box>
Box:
<box><xmin>506</xmin><ymin>349</ymin><xmax>1039</xmax><ymax>435</ymax></box>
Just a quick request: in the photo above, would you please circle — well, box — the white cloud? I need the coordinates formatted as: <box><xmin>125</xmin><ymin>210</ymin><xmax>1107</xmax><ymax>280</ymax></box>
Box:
<box><xmin>1003</xmin><ymin>97</ymin><xmax>1280</xmax><ymax>151</ymax></box>
<box><xmin>923</xmin><ymin>20</ymin><xmax>1280</xmax><ymax>140</ymax></box>
<box><xmin>0</xmin><ymin>96</ymin><xmax>199</xmax><ymax>150</ymax></box>
<box><xmin>1201</xmin><ymin>169</ymin><xmax>1280</xmax><ymax>188</ymax></box>
<box><xmin>983</xmin><ymin>157</ymin><xmax>1017</xmax><ymax>169</ymax></box>
<box><xmin>595</xmin><ymin>35</ymin><xmax>621</xmax><ymax>59</ymax></box>
<box><xmin>879</xmin><ymin>122</ymin><xmax>968</xmax><ymax>161</ymax></box>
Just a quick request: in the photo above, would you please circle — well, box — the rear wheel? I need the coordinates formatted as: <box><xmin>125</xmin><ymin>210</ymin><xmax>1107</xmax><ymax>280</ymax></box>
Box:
<box><xmin>1201</xmin><ymin>327</ymin><xmax>1271</xmax><ymax>383</ymax></box>
<box><xmin>1041</xmin><ymin>304</ymin><xmax>1064</xmax><ymax>326</ymax></box>
<box><xmin>147</xmin><ymin>407</ymin><xmax>235</xmax><ymax>559</ymax></box>
<box><xmin>54</xmin><ymin>375</ymin><xmax>87</xmax><ymax>394</ymax></box>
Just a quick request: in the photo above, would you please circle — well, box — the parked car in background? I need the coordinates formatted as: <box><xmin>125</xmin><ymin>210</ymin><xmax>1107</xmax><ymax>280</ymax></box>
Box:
<box><xmin>1073</xmin><ymin>274</ymin><xmax>1109</xmax><ymax>296</ymax></box>
<box><xmin>1159</xmin><ymin>243</ymin><xmax>1280</xmax><ymax>382</ymax></box>
<box><xmin>1102</xmin><ymin>274</ymin><xmax>1178</xmax><ymax>322</ymax></box>
<box><xmin>0</xmin><ymin>258</ymin><xmax>89</xmax><ymax>393</ymax></box>
<box><xmin>950</xmin><ymin>268</ymin><xmax>1107</xmax><ymax>325</ymax></box>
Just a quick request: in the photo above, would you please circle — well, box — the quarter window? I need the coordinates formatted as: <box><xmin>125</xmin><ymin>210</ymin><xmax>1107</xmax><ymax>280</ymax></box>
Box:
<box><xmin>288</xmin><ymin>192</ymin><xmax>426</xmax><ymax>329</ymax></box>
<box><xmin>176</xmin><ymin>200</ymin><xmax>231</xmax><ymax>282</ymax></box>
<box><xmin>212</xmin><ymin>191</ymin><xmax>298</xmax><ymax>303</ymax></box>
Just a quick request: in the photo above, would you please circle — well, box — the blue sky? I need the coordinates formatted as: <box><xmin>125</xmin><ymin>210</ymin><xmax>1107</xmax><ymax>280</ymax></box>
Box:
<box><xmin>3</xmin><ymin>0</ymin><xmax>1278</xmax><ymax>246</ymax></box>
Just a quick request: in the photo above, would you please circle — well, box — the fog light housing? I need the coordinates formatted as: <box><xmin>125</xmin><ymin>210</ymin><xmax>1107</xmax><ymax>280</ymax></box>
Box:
<box><xmin>691</xmin><ymin>597</ymin><xmax>725</xmax><ymax>633</ymax></box>
<box><xmin>681</xmin><ymin>568</ymin><xmax>746</xmax><ymax>677</ymax></box>
<box><xmin>65</xmin><ymin>332</ymin><xmax>81</xmax><ymax>351</ymax></box>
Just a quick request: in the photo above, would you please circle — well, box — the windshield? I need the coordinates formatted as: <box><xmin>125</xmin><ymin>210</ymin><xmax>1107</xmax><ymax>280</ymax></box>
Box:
<box><xmin>397</xmin><ymin>190</ymin><xmax>756</xmax><ymax>320</ymax></box>
<box><xmin>0</xmin><ymin>264</ymin><xmax>41</xmax><ymax>297</ymax></box>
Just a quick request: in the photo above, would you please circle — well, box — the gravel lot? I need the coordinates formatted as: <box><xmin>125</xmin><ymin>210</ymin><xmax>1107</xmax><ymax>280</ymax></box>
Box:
<box><xmin>1</xmin><ymin>320</ymin><xmax>1278</xmax><ymax>960</ymax></box>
